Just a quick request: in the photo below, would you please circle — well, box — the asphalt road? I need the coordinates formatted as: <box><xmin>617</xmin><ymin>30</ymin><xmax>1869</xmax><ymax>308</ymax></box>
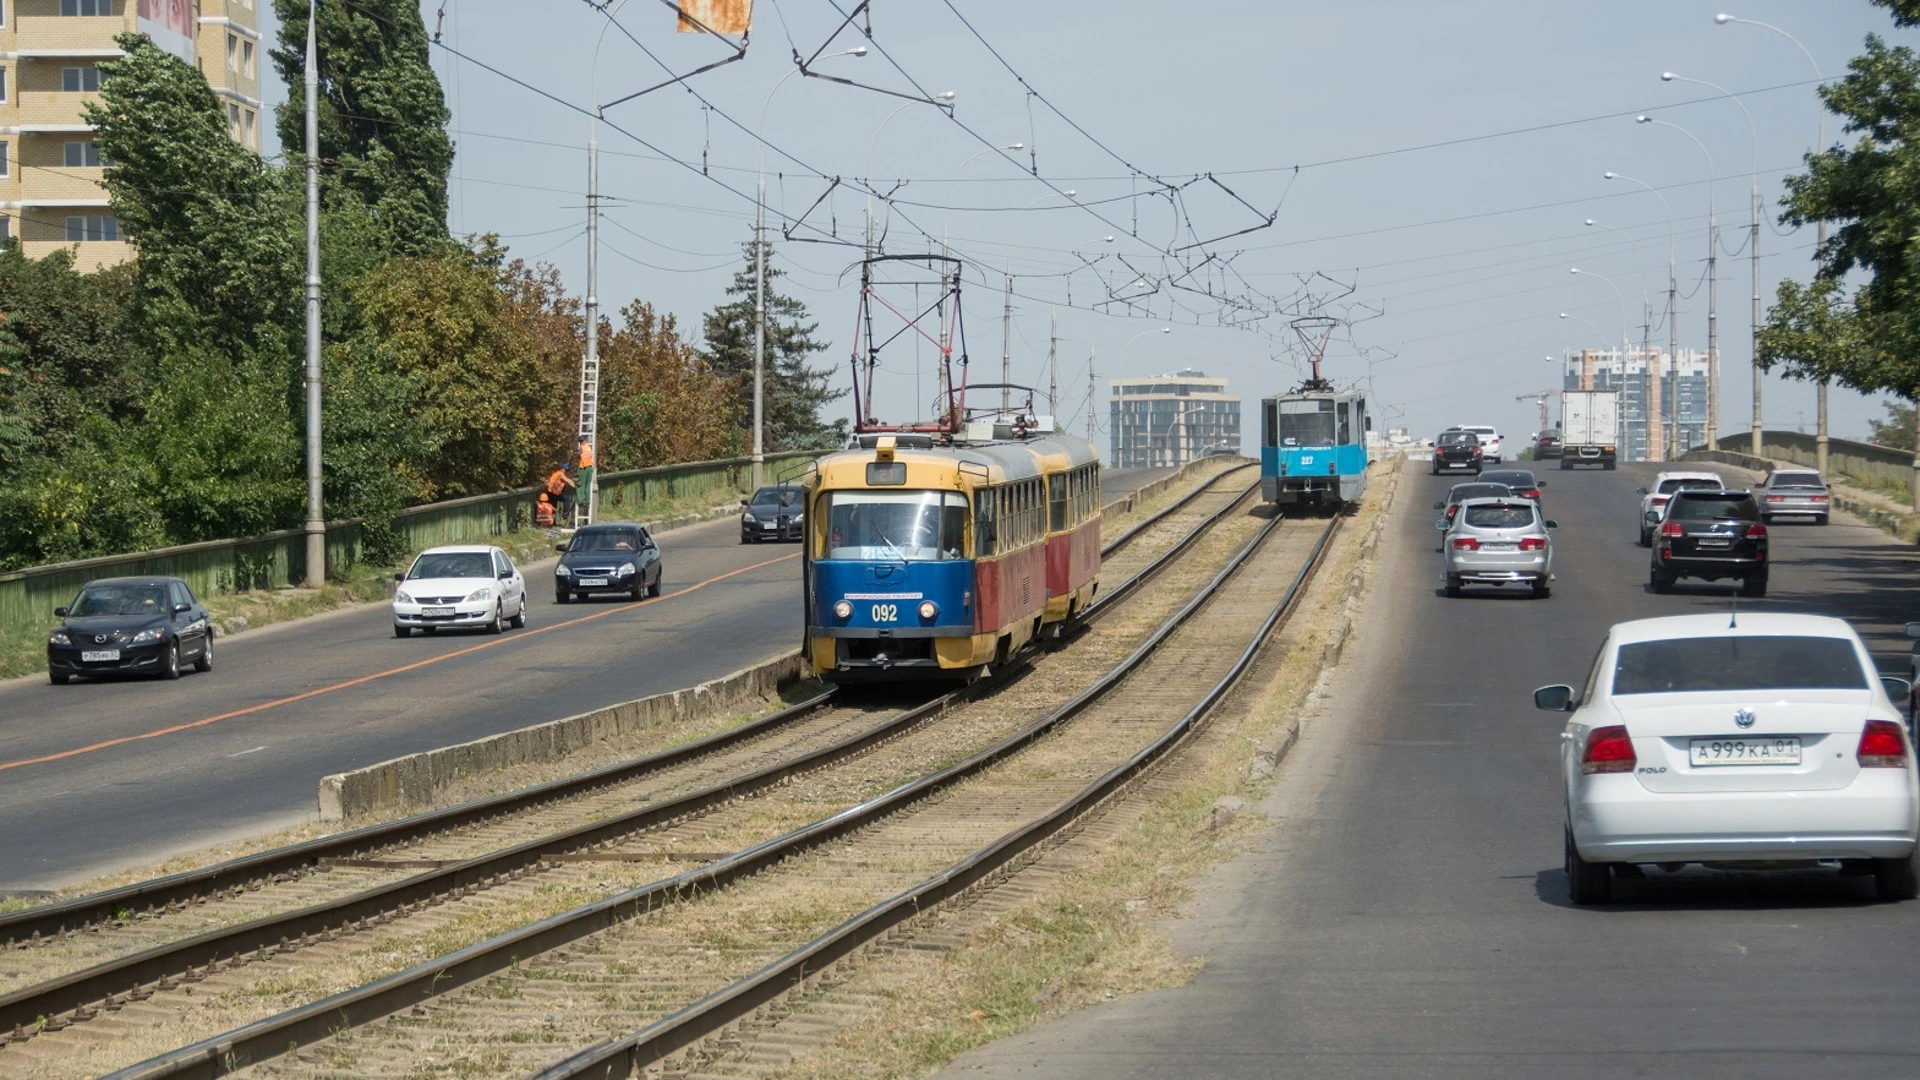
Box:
<box><xmin>944</xmin><ymin>460</ymin><xmax>1920</xmax><ymax>1080</ymax></box>
<box><xmin>0</xmin><ymin>467</ymin><xmax>1173</xmax><ymax>893</ymax></box>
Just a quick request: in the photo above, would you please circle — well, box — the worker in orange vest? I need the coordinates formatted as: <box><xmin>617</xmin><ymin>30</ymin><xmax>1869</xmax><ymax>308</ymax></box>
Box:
<box><xmin>534</xmin><ymin>492</ymin><xmax>556</xmax><ymax>527</ymax></box>
<box><xmin>576</xmin><ymin>437</ymin><xmax>596</xmax><ymax>524</ymax></box>
<box><xmin>546</xmin><ymin>464</ymin><xmax>578</xmax><ymax>524</ymax></box>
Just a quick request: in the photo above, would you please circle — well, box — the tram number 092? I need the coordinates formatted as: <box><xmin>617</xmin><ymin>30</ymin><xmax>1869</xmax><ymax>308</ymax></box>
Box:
<box><xmin>871</xmin><ymin>603</ymin><xmax>899</xmax><ymax>623</ymax></box>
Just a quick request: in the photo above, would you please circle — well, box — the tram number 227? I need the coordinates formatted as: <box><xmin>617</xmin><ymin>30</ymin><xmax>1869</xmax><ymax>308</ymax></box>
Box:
<box><xmin>871</xmin><ymin>603</ymin><xmax>899</xmax><ymax>623</ymax></box>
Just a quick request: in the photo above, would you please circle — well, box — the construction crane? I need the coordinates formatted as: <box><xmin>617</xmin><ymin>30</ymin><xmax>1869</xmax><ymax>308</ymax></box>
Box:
<box><xmin>1516</xmin><ymin>391</ymin><xmax>1556</xmax><ymax>434</ymax></box>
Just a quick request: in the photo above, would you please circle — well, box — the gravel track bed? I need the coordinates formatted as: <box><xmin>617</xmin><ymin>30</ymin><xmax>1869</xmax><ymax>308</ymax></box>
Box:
<box><xmin>228</xmin><ymin>509</ymin><xmax>1311</xmax><ymax>1079</ymax></box>
<box><xmin>0</xmin><ymin>471</ymin><xmax>1255</xmax><ymax>1079</ymax></box>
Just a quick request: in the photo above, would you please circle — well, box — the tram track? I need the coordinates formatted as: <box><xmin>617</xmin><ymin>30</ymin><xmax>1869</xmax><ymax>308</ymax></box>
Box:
<box><xmin>110</xmin><ymin>502</ymin><xmax>1340</xmax><ymax>1080</ymax></box>
<box><xmin>0</xmin><ymin>463</ymin><xmax>1257</xmax><ymax>1068</ymax></box>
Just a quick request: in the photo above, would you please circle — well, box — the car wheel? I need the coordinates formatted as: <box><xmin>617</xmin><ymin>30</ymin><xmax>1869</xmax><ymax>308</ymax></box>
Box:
<box><xmin>1875</xmin><ymin>844</ymin><xmax>1920</xmax><ymax>901</ymax></box>
<box><xmin>487</xmin><ymin>604</ymin><xmax>505</xmax><ymax>635</ymax></box>
<box><xmin>555</xmin><ymin>589</ymin><xmax>569</xmax><ymax>605</ymax></box>
<box><xmin>1532</xmin><ymin>579</ymin><xmax>1552</xmax><ymax>599</ymax></box>
<box><xmin>48</xmin><ymin>671</ymin><xmax>69</xmax><ymax>685</ymax></box>
<box><xmin>394</xmin><ymin>624</ymin><xmax>412</xmax><ymax>638</ymax></box>
<box><xmin>630</xmin><ymin>577</ymin><xmax>645</xmax><ymax>602</ymax></box>
<box><xmin>1741</xmin><ymin>574</ymin><xmax>1768</xmax><ymax>598</ymax></box>
<box><xmin>1636</xmin><ymin>528</ymin><xmax>1649</xmax><ymax>547</ymax></box>
<box><xmin>1816</xmin><ymin>513</ymin><xmax>1830</xmax><ymax>526</ymax></box>
<box><xmin>1444</xmin><ymin>575</ymin><xmax>1463</xmax><ymax>598</ymax></box>
<box><xmin>161</xmin><ymin>639</ymin><xmax>181</xmax><ymax>680</ymax></box>
<box><xmin>648</xmin><ymin>570</ymin><xmax>664</xmax><ymax>599</ymax></box>
<box><xmin>511</xmin><ymin>597</ymin><xmax>527</xmax><ymax>628</ymax></box>
<box><xmin>1559</xmin><ymin>460</ymin><xmax>1572</xmax><ymax>470</ymax></box>
<box><xmin>1566</xmin><ymin>827</ymin><xmax>1613</xmax><ymax>905</ymax></box>
<box><xmin>193</xmin><ymin>635</ymin><xmax>213</xmax><ymax>673</ymax></box>
<box><xmin>1651</xmin><ymin>567</ymin><xmax>1675</xmax><ymax>594</ymax></box>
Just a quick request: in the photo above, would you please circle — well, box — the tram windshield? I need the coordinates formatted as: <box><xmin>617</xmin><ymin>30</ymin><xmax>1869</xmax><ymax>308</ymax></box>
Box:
<box><xmin>1273</xmin><ymin>398</ymin><xmax>1336</xmax><ymax>447</ymax></box>
<box><xmin>821</xmin><ymin>490</ymin><xmax>969</xmax><ymax>561</ymax></box>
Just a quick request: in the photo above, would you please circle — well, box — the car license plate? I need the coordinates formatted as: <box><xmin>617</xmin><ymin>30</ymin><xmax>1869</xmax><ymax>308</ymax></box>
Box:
<box><xmin>422</xmin><ymin>606</ymin><xmax>454</xmax><ymax>616</ymax></box>
<box><xmin>1689</xmin><ymin>736</ymin><xmax>1801</xmax><ymax>766</ymax></box>
<box><xmin>576</xmin><ymin>578</ymin><xmax>608</xmax><ymax>587</ymax></box>
<box><xmin>80</xmin><ymin>650</ymin><xmax>120</xmax><ymax>662</ymax></box>
<box><xmin>1698</xmin><ymin>537</ymin><xmax>1732</xmax><ymax>548</ymax></box>
<box><xmin>1480</xmin><ymin>543</ymin><xmax>1515</xmax><ymax>552</ymax></box>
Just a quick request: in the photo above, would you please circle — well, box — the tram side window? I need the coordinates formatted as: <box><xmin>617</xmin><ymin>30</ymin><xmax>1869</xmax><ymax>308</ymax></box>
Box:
<box><xmin>1264</xmin><ymin>402</ymin><xmax>1278</xmax><ymax>447</ymax></box>
<box><xmin>1050</xmin><ymin>474</ymin><xmax>1068</xmax><ymax>533</ymax></box>
<box><xmin>1336</xmin><ymin>402</ymin><xmax>1351</xmax><ymax>446</ymax></box>
<box><xmin>976</xmin><ymin>489</ymin><xmax>996</xmax><ymax>557</ymax></box>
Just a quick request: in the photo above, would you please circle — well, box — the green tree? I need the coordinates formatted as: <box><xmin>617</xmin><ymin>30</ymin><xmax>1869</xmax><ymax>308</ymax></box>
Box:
<box><xmin>1760</xmin><ymin>0</ymin><xmax>1920</xmax><ymax>401</ymax></box>
<box><xmin>271</xmin><ymin>0</ymin><xmax>453</xmax><ymax>256</ymax></box>
<box><xmin>702</xmin><ymin>239</ymin><xmax>847</xmax><ymax>452</ymax></box>
<box><xmin>1869</xmin><ymin>400</ymin><xmax>1917</xmax><ymax>448</ymax></box>
<box><xmin>599</xmin><ymin>301</ymin><xmax>737</xmax><ymax>469</ymax></box>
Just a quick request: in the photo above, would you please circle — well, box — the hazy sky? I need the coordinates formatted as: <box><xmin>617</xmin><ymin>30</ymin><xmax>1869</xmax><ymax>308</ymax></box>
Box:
<box><xmin>263</xmin><ymin>1</ymin><xmax>1911</xmax><ymax>453</ymax></box>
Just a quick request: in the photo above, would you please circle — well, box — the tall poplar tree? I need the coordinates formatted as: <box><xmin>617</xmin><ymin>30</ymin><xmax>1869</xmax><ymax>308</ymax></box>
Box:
<box><xmin>270</xmin><ymin>0</ymin><xmax>453</xmax><ymax>255</ymax></box>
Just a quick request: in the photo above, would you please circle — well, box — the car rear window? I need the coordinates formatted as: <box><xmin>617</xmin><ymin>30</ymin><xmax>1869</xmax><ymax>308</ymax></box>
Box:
<box><xmin>1657</xmin><ymin>478</ymin><xmax>1722</xmax><ymax>494</ymax></box>
<box><xmin>1613</xmin><ymin>635</ymin><xmax>1868</xmax><ymax>694</ymax></box>
<box><xmin>1668</xmin><ymin>494</ymin><xmax>1758</xmax><ymax>521</ymax></box>
<box><xmin>1450</xmin><ymin>484</ymin><xmax>1512</xmax><ymax>501</ymax></box>
<box><xmin>1770</xmin><ymin>472</ymin><xmax>1824</xmax><ymax>488</ymax></box>
<box><xmin>1438</xmin><ymin>432</ymin><xmax>1476</xmax><ymax>446</ymax></box>
<box><xmin>1481</xmin><ymin>472</ymin><xmax>1534</xmax><ymax>487</ymax></box>
<box><xmin>1462</xmin><ymin>503</ymin><xmax>1535</xmax><ymax>528</ymax></box>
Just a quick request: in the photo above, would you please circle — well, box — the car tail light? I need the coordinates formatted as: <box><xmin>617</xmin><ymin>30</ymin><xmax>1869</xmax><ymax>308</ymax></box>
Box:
<box><xmin>1858</xmin><ymin>720</ymin><xmax>1909</xmax><ymax>769</ymax></box>
<box><xmin>1659</xmin><ymin>521</ymin><xmax>1683</xmax><ymax>537</ymax></box>
<box><xmin>1766</xmin><ymin>495</ymin><xmax>1786</xmax><ymax>503</ymax></box>
<box><xmin>1450</xmin><ymin>537</ymin><xmax>1480</xmax><ymax>551</ymax></box>
<box><xmin>1519</xmin><ymin>536</ymin><xmax>1546</xmax><ymax>551</ymax></box>
<box><xmin>1446</xmin><ymin>505</ymin><xmax>1459</xmax><ymax>521</ymax></box>
<box><xmin>1744</xmin><ymin>524</ymin><xmax>1768</xmax><ymax>539</ymax></box>
<box><xmin>1651</xmin><ymin>494</ymin><xmax>1671</xmax><ymax>507</ymax></box>
<box><xmin>1811</xmin><ymin>494</ymin><xmax>1830</xmax><ymax>503</ymax></box>
<box><xmin>1581</xmin><ymin>726</ymin><xmax>1636</xmax><ymax>774</ymax></box>
<box><xmin>1519</xmin><ymin>488</ymin><xmax>1541</xmax><ymax>499</ymax></box>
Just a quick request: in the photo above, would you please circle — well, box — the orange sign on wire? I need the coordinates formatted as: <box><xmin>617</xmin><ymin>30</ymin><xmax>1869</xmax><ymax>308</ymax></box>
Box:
<box><xmin>678</xmin><ymin>0</ymin><xmax>752</xmax><ymax>35</ymax></box>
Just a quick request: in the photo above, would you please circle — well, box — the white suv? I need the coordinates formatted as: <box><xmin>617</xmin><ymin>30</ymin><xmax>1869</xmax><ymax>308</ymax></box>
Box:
<box><xmin>1455</xmin><ymin>425</ymin><xmax>1502</xmax><ymax>463</ymax></box>
<box><xmin>1635</xmin><ymin>471</ymin><xmax>1724</xmax><ymax>546</ymax></box>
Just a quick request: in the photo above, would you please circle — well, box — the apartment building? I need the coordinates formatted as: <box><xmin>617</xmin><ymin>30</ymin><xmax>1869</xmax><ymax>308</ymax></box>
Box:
<box><xmin>1562</xmin><ymin>346</ymin><xmax>1712</xmax><ymax>461</ymax></box>
<box><xmin>1108</xmin><ymin>369</ymin><xmax>1242</xmax><ymax>468</ymax></box>
<box><xmin>0</xmin><ymin>0</ymin><xmax>262</xmax><ymax>270</ymax></box>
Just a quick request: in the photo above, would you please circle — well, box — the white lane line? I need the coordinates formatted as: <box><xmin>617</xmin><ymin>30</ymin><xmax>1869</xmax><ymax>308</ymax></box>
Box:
<box><xmin>228</xmin><ymin>746</ymin><xmax>268</xmax><ymax>758</ymax></box>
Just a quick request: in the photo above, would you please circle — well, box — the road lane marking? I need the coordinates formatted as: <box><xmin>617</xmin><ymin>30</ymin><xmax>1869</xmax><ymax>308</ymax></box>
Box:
<box><xmin>0</xmin><ymin>552</ymin><xmax>799</xmax><ymax>774</ymax></box>
<box><xmin>228</xmin><ymin>746</ymin><xmax>268</xmax><ymax>757</ymax></box>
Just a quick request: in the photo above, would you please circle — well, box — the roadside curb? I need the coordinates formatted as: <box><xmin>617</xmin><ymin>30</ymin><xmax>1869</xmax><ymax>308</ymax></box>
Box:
<box><xmin>1321</xmin><ymin>455</ymin><xmax>1402</xmax><ymax>670</ymax></box>
<box><xmin>317</xmin><ymin>651</ymin><xmax>802</xmax><ymax>821</ymax></box>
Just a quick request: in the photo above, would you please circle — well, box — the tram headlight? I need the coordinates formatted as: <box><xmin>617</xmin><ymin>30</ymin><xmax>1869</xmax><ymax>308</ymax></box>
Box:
<box><xmin>918</xmin><ymin>601</ymin><xmax>938</xmax><ymax>620</ymax></box>
<box><xmin>833</xmin><ymin>600</ymin><xmax>853</xmax><ymax>619</ymax></box>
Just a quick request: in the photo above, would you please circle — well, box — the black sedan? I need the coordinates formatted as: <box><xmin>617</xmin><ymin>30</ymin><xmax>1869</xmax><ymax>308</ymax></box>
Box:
<box><xmin>1431</xmin><ymin>431</ymin><xmax>1483</xmax><ymax>474</ymax></box>
<box><xmin>740</xmin><ymin>484</ymin><xmax>804</xmax><ymax>543</ymax></box>
<box><xmin>554</xmin><ymin>523</ymin><xmax>663</xmax><ymax>602</ymax></box>
<box><xmin>47</xmin><ymin>576</ymin><xmax>214</xmax><ymax>684</ymax></box>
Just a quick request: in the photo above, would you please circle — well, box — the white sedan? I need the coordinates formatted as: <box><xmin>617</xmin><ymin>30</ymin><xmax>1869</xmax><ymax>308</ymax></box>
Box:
<box><xmin>392</xmin><ymin>545</ymin><xmax>528</xmax><ymax>637</ymax></box>
<box><xmin>1535</xmin><ymin>613</ymin><xmax>1918</xmax><ymax>904</ymax></box>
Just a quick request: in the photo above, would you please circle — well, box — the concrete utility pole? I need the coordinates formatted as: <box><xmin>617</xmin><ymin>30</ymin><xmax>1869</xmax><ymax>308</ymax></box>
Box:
<box><xmin>579</xmin><ymin>133</ymin><xmax>601</xmax><ymax>526</ymax></box>
<box><xmin>302</xmin><ymin>0</ymin><xmax>323</xmax><ymax>588</ymax></box>
<box><xmin>1707</xmin><ymin>216</ymin><xmax>1719</xmax><ymax>450</ymax></box>
<box><xmin>1047</xmin><ymin>310</ymin><xmax>1058</xmax><ymax>421</ymax></box>
<box><xmin>1087</xmin><ymin>348</ymin><xmax>1097</xmax><ymax>444</ymax></box>
<box><xmin>1668</xmin><ymin>258</ymin><xmax>1679</xmax><ymax>458</ymax></box>
<box><xmin>752</xmin><ymin>177</ymin><xmax>766</xmax><ymax>488</ymax></box>
<box><xmin>1001</xmin><ymin>273</ymin><xmax>1013</xmax><ymax>414</ymax></box>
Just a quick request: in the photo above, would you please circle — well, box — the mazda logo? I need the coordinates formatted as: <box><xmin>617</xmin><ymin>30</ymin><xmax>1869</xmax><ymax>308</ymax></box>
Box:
<box><xmin>1735</xmin><ymin>707</ymin><xmax>1757</xmax><ymax>729</ymax></box>
<box><xmin>93</xmin><ymin>634</ymin><xmax>108</xmax><ymax>644</ymax></box>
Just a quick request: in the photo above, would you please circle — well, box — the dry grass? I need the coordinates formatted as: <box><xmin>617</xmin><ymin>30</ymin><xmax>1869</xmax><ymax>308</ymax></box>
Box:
<box><xmin>761</xmin><ymin>460</ymin><xmax>1401</xmax><ymax>1080</ymax></box>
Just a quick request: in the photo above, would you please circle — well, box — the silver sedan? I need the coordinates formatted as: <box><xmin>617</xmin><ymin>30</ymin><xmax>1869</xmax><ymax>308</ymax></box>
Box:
<box><xmin>1439</xmin><ymin>496</ymin><xmax>1558</xmax><ymax>599</ymax></box>
<box><xmin>1761</xmin><ymin>468</ymin><xmax>1831</xmax><ymax>525</ymax></box>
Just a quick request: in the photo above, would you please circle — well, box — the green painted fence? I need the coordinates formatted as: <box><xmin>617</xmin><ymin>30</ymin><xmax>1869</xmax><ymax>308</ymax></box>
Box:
<box><xmin>0</xmin><ymin>452</ymin><xmax>821</xmax><ymax>640</ymax></box>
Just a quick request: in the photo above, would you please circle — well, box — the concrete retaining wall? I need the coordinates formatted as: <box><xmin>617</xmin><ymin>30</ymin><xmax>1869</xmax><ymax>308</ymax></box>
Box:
<box><xmin>318</xmin><ymin>652</ymin><xmax>804</xmax><ymax>822</ymax></box>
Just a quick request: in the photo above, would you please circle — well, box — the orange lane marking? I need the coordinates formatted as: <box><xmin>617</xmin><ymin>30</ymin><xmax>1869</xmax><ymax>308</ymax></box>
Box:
<box><xmin>0</xmin><ymin>552</ymin><xmax>800</xmax><ymax>774</ymax></box>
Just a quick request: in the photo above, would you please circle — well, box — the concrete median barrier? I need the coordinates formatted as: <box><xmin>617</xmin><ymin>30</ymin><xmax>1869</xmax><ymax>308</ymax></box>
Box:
<box><xmin>317</xmin><ymin>651</ymin><xmax>803</xmax><ymax>822</ymax></box>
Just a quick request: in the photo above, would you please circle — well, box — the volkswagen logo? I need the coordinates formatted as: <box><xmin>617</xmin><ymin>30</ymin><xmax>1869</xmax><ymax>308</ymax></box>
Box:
<box><xmin>1735</xmin><ymin>707</ymin><xmax>1757</xmax><ymax>729</ymax></box>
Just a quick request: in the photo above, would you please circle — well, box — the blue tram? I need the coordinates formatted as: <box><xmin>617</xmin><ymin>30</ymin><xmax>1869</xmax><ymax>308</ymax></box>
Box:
<box><xmin>1260</xmin><ymin>388</ymin><xmax>1370</xmax><ymax>507</ymax></box>
<box><xmin>802</xmin><ymin>430</ymin><xmax>1101</xmax><ymax>682</ymax></box>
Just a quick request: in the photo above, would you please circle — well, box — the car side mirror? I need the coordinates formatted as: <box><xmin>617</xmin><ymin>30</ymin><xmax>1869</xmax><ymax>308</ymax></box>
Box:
<box><xmin>1536</xmin><ymin>481</ymin><xmax>1547</xmax><ymax>488</ymax></box>
<box><xmin>172</xmin><ymin>603</ymin><xmax>192</xmax><ymax>615</ymax></box>
<box><xmin>555</xmin><ymin>543</ymin><xmax>570</xmax><ymax>553</ymax></box>
<box><xmin>498</xmin><ymin>570</ymin><xmax>513</xmax><ymax>580</ymax></box>
<box><xmin>740</xmin><ymin>498</ymin><xmax>749</xmax><ymax>507</ymax></box>
<box><xmin>1533</xmin><ymin>684</ymin><xmax>1576</xmax><ymax>712</ymax></box>
<box><xmin>1433</xmin><ymin>501</ymin><xmax>1445</xmax><ymax>510</ymax></box>
<box><xmin>1635</xmin><ymin>487</ymin><xmax>1649</xmax><ymax>495</ymax></box>
<box><xmin>54</xmin><ymin>606</ymin><xmax>68</xmax><ymax>618</ymax></box>
<box><xmin>1905</xmin><ymin>621</ymin><xmax>1920</xmax><ymax>640</ymax></box>
<box><xmin>393</xmin><ymin>572</ymin><xmax>405</xmax><ymax>582</ymax></box>
<box><xmin>1544</xmin><ymin>520</ymin><xmax>1559</xmax><ymax>529</ymax></box>
<box><xmin>1882</xmin><ymin>676</ymin><xmax>1913</xmax><ymax>703</ymax></box>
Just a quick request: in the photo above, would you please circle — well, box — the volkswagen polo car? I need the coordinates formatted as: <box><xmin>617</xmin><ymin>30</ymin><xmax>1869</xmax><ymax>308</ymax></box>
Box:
<box><xmin>1536</xmin><ymin>613</ymin><xmax>1919</xmax><ymax>904</ymax></box>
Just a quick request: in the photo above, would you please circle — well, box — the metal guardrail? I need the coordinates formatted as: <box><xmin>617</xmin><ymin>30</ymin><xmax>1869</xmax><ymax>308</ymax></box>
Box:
<box><xmin>0</xmin><ymin>452</ymin><xmax>821</xmax><ymax>641</ymax></box>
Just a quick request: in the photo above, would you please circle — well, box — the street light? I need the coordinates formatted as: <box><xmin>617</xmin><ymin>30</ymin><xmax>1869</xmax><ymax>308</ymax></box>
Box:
<box><xmin>1603</xmin><ymin>171</ymin><xmax>1682</xmax><ymax>457</ymax></box>
<box><xmin>1665</xmin><ymin>71</ymin><xmax>1762</xmax><ymax>457</ymax></box>
<box><xmin>1634</xmin><ymin>115</ymin><xmax>1722</xmax><ymax>449</ymax></box>
<box><xmin>1120</xmin><ymin>327</ymin><xmax>1175</xmax><ymax>465</ymax></box>
<box><xmin>753</xmin><ymin>47</ymin><xmax>865</xmax><ymax>487</ymax></box>
<box><xmin>1717</xmin><ymin>12</ymin><xmax>1833</xmax><ymax>474</ymax></box>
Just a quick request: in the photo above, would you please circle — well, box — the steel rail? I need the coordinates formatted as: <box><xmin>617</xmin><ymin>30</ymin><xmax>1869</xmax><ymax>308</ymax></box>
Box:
<box><xmin>543</xmin><ymin>511</ymin><xmax>1342</xmax><ymax>1080</ymax></box>
<box><xmin>3</xmin><ymin>470</ymin><xmax>1257</xmax><ymax>1043</ymax></box>
<box><xmin>104</xmin><ymin>495</ymin><xmax>1296</xmax><ymax>1080</ymax></box>
<box><xmin>0</xmin><ymin>463</ymin><xmax>1251</xmax><ymax>950</ymax></box>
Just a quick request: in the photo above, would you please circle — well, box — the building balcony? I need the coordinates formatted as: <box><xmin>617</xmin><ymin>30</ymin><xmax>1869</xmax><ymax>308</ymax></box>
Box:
<box><xmin>10</xmin><ymin>16</ymin><xmax>130</xmax><ymax>57</ymax></box>
<box><xmin>17</xmin><ymin>165</ymin><xmax>107</xmax><ymax>201</ymax></box>
<box><xmin>20</xmin><ymin>237</ymin><xmax>129</xmax><ymax>270</ymax></box>
<box><xmin>4</xmin><ymin>93</ymin><xmax>99</xmax><ymax>131</ymax></box>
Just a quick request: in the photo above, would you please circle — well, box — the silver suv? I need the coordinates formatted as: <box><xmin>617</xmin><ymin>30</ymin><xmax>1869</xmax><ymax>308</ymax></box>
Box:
<box><xmin>1439</xmin><ymin>497</ymin><xmax>1558</xmax><ymax>599</ymax></box>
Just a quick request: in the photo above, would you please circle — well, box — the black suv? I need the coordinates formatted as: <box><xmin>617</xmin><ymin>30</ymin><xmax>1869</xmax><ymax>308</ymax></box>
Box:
<box><xmin>1431</xmin><ymin>430</ymin><xmax>1483</xmax><ymax>475</ymax></box>
<box><xmin>1650</xmin><ymin>490</ymin><xmax>1769</xmax><ymax>596</ymax></box>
